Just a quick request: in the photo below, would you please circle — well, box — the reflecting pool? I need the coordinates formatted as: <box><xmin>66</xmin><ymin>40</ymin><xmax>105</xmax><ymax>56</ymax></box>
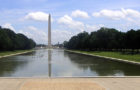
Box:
<box><xmin>0</xmin><ymin>49</ymin><xmax>140</xmax><ymax>77</ymax></box>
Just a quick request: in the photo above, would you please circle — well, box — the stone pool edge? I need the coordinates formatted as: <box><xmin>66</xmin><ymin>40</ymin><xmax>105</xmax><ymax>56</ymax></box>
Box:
<box><xmin>1</xmin><ymin>76</ymin><xmax>140</xmax><ymax>79</ymax></box>
<box><xmin>65</xmin><ymin>49</ymin><xmax>140</xmax><ymax>65</ymax></box>
<box><xmin>0</xmin><ymin>50</ymin><xmax>35</xmax><ymax>59</ymax></box>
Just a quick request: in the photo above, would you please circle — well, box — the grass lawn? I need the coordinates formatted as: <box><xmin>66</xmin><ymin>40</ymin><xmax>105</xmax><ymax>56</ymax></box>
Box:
<box><xmin>0</xmin><ymin>50</ymin><xmax>33</xmax><ymax>56</ymax></box>
<box><xmin>69</xmin><ymin>50</ymin><xmax>140</xmax><ymax>63</ymax></box>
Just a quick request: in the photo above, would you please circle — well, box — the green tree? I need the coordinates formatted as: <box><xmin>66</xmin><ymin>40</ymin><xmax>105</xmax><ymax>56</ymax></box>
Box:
<box><xmin>0</xmin><ymin>26</ymin><xmax>36</xmax><ymax>51</ymax></box>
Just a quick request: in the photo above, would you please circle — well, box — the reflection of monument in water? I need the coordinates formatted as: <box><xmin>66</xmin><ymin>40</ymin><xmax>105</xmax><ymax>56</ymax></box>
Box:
<box><xmin>48</xmin><ymin>49</ymin><xmax>51</xmax><ymax>77</ymax></box>
<box><xmin>48</xmin><ymin>14</ymin><xmax>52</xmax><ymax>77</ymax></box>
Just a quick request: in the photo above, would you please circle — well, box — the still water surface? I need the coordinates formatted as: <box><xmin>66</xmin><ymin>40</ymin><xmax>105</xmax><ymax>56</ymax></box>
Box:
<box><xmin>0</xmin><ymin>49</ymin><xmax>140</xmax><ymax>77</ymax></box>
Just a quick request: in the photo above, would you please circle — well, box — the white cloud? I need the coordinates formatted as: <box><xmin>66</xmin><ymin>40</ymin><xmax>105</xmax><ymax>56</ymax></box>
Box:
<box><xmin>58</xmin><ymin>15</ymin><xmax>104</xmax><ymax>33</ymax></box>
<box><xmin>19</xmin><ymin>26</ymin><xmax>48</xmax><ymax>44</ymax></box>
<box><xmin>71</xmin><ymin>10</ymin><xmax>89</xmax><ymax>18</ymax></box>
<box><xmin>85</xmin><ymin>24</ymin><xmax>104</xmax><ymax>32</ymax></box>
<box><xmin>24</xmin><ymin>12</ymin><xmax>51</xmax><ymax>21</ymax></box>
<box><xmin>52</xmin><ymin>24</ymin><xmax>103</xmax><ymax>43</ymax></box>
<box><xmin>18</xmin><ymin>26</ymin><xmax>74</xmax><ymax>44</ymax></box>
<box><xmin>18</xmin><ymin>24</ymin><xmax>105</xmax><ymax>44</ymax></box>
<box><xmin>92</xmin><ymin>8</ymin><xmax>140</xmax><ymax>21</ymax></box>
<box><xmin>58</xmin><ymin>15</ymin><xmax>84</xmax><ymax>31</ymax></box>
<box><xmin>122</xmin><ymin>8</ymin><xmax>140</xmax><ymax>18</ymax></box>
<box><xmin>2</xmin><ymin>23</ymin><xmax>16</xmax><ymax>32</ymax></box>
<box><xmin>92</xmin><ymin>9</ymin><xmax>125</xmax><ymax>20</ymax></box>
<box><xmin>52</xmin><ymin>30</ymin><xmax>73</xmax><ymax>44</ymax></box>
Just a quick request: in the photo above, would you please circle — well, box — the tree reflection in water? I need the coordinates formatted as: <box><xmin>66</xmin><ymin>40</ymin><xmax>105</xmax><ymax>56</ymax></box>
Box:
<box><xmin>0</xmin><ymin>51</ymin><xmax>35</xmax><ymax>77</ymax></box>
<box><xmin>64</xmin><ymin>51</ymin><xmax>140</xmax><ymax>76</ymax></box>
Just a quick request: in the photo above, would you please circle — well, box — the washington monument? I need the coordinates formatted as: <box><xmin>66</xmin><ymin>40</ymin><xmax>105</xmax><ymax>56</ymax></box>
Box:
<box><xmin>48</xmin><ymin>14</ymin><xmax>51</xmax><ymax>48</ymax></box>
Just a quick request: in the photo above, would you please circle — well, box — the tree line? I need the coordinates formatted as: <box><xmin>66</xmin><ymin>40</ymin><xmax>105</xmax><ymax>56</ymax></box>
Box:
<box><xmin>64</xmin><ymin>27</ymin><xmax>140</xmax><ymax>54</ymax></box>
<box><xmin>0</xmin><ymin>26</ymin><xmax>36</xmax><ymax>51</ymax></box>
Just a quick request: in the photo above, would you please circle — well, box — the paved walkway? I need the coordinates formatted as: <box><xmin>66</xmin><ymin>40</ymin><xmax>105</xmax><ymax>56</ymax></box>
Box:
<box><xmin>0</xmin><ymin>78</ymin><xmax>139</xmax><ymax>90</ymax></box>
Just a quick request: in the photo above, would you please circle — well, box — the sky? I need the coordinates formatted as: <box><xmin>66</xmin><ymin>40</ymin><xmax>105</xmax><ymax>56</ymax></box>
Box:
<box><xmin>0</xmin><ymin>0</ymin><xmax>140</xmax><ymax>44</ymax></box>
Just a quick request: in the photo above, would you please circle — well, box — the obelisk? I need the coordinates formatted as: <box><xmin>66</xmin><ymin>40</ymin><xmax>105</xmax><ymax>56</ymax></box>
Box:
<box><xmin>48</xmin><ymin>14</ymin><xmax>51</xmax><ymax>48</ymax></box>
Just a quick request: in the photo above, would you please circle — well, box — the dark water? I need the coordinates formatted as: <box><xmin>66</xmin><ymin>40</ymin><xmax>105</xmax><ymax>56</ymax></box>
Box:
<box><xmin>0</xmin><ymin>49</ymin><xmax>140</xmax><ymax>77</ymax></box>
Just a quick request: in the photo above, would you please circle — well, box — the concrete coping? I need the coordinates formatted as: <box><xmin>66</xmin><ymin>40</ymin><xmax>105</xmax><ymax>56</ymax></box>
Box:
<box><xmin>0</xmin><ymin>50</ymin><xmax>34</xmax><ymax>59</ymax></box>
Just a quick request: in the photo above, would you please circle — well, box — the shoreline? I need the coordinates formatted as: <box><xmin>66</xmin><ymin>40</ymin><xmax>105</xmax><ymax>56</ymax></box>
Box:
<box><xmin>65</xmin><ymin>50</ymin><xmax>140</xmax><ymax>65</ymax></box>
<box><xmin>0</xmin><ymin>50</ymin><xmax>34</xmax><ymax>59</ymax></box>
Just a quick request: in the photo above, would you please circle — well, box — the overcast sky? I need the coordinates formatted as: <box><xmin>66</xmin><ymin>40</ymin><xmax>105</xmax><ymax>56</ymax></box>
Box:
<box><xmin>0</xmin><ymin>0</ymin><xmax>140</xmax><ymax>44</ymax></box>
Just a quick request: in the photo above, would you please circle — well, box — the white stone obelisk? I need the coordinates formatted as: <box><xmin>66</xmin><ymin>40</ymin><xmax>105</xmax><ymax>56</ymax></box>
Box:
<box><xmin>48</xmin><ymin>14</ymin><xmax>51</xmax><ymax>48</ymax></box>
